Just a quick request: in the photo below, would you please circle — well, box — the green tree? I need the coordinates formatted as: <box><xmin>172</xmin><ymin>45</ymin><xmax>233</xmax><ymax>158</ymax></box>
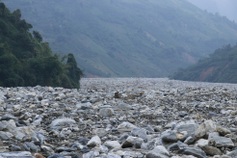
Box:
<box><xmin>0</xmin><ymin>2</ymin><xmax>83</xmax><ymax>88</ymax></box>
<box><xmin>66</xmin><ymin>53</ymin><xmax>83</xmax><ymax>88</ymax></box>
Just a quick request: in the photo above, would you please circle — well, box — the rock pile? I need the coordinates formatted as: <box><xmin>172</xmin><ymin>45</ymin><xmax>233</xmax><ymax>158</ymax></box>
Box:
<box><xmin>0</xmin><ymin>78</ymin><xmax>237</xmax><ymax>158</ymax></box>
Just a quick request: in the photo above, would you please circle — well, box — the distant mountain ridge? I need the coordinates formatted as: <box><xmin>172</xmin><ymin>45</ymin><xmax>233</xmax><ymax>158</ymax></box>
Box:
<box><xmin>172</xmin><ymin>44</ymin><xmax>237</xmax><ymax>83</ymax></box>
<box><xmin>3</xmin><ymin>0</ymin><xmax>237</xmax><ymax>77</ymax></box>
<box><xmin>187</xmin><ymin>0</ymin><xmax>237</xmax><ymax>22</ymax></box>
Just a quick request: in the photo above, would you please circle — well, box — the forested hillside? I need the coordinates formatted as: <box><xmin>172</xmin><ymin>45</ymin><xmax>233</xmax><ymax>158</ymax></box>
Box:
<box><xmin>172</xmin><ymin>44</ymin><xmax>237</xmax><ymax>83</ymax></box>
<box><xmin>0</xmin><ymin>2</ymin><xmax>82</xmax><ymax>88</ymax></box>
<box><xmin>3</xmin><ymin>0</ymin><xmax>237</xmax><ymax>77</ymax></box>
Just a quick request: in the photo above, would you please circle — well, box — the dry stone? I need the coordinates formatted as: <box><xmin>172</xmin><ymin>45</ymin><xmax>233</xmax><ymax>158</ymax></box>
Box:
<box><xmin>0</xmin><ymin>78</ymin><xmax>237</xmax><ymax>157</ymax></box>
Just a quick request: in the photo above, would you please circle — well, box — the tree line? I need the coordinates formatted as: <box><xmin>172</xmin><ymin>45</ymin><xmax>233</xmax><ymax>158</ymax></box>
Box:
<box><xmin>0</xmin><ymin>2</ymin><xmax>83</xmax><ymax>88</ymax></box>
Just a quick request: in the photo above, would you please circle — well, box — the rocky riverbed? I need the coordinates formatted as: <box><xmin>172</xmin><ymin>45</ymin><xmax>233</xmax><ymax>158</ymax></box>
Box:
<box><xmin>1</xmin><ymin>78</ymin><xmax>237</xmax><ymax>158</ymax></box>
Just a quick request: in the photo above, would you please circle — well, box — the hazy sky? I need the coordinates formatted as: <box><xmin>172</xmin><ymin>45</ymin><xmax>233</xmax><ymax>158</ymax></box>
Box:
<box><xmin>187</xmin><ymin>0</ymin><xmax>237</xmax><ymax>22</ymax></box>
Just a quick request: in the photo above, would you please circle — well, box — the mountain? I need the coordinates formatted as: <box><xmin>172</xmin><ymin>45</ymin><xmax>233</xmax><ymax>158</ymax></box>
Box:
<box><xmin>172</xmin><ymin>44</ymin><xmax>237</xmax><ymax>83</ymax></box>
<box><xmin>3</xmin><ymin>0</ymin><xmax>237</xmax><ymax>77</ymax></box>
<box><xmin>187</xmin><ymin>0</ymin><xmax>237</xmax><ymax>22</ymax></box>
<box><xmin>0</xmin><ymin>2</ymin><xmax>82</xmax><ymax>88</ymax></box>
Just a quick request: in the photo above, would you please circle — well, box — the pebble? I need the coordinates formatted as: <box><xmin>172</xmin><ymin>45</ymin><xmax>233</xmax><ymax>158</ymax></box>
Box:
<box><xmin>0</xmin><ymin>78</ymin><xmax>237</xmax><ymax>157</ymax></box>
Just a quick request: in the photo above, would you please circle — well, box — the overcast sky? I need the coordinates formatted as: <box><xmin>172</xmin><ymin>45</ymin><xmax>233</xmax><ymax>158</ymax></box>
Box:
<box><xmin>187</xmin><ymin>0</ymin><xmax>237</xmax><ymax>22</ymax></box>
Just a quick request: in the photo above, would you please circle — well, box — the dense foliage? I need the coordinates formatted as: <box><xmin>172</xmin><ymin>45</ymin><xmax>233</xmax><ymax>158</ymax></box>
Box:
<box><xmin>3</xmin><ymin>0</ymin><xmax>237</xmax><ymax>77</ymax></box>
<box><xmin>172</xmin><ymin>43</ymin><xmax>237</xmax><ymax>83</ymax></box>
<box><xmin>0</xmin><ymin>3</ymin><xmax>82</xmax><ymax>88</ymax></box>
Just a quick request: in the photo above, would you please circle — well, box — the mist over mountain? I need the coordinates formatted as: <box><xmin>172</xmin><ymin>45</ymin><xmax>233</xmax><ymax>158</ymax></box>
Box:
<box><xmin>3</xmin><ymin>0</ymin><xmax>237</xmax><ymax>77</ymax></box>
<box><xmin>172</xmin><ymin>44</ymin><xmax>237</xmax><ymax>83</ymax></box>
<box><xmin>187</xmin><ymin>0</ymin><xmax>237</xmax><ymax>22</ymax></box>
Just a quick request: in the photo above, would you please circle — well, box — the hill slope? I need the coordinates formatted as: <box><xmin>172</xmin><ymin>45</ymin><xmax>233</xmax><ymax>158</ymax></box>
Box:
<box><xmin>172</xmin><ymin>44</ymin><xmax>237</xmax><ymax>83</ymax></box>
<box><xmin>3</xmin><ymin>0</ymin><xmax>237</xmax><ymax>77</ymax></box>
<box><xmin>187</xmin><ymin>0</ymin><xmax>237</xmax><ymax>22</ymax></box>
<box><xmin>0</xmin><ymin>2</ymin><xmax>82</xmax><ymax>88</ymax></box>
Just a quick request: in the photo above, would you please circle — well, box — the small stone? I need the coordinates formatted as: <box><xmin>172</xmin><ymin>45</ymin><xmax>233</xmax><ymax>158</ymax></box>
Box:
<box><xmin>195</xmin><ymin>139</ymin><xmax>208</xmax><ymax>148</ymax></box>
<box><xmin>104</xmin><ymin>141</ymin><xmax>121</xmax><ymax>149</ymax></box>
<box><xmin>87</xmin><ymin>135</ymin><xmax>101</xmax><ymax>147</ymax></box>
<box><xmin>0</xmin><ymin>131</ymin><xmax>14</xmax><ymax>140</ymax></box>
<box><xmin>117</xmin><ymin>122</ymin><xmax>137</xmax><ymax>132</ymax></box>
<box><xmin>176</xmin><ymin>131</ymin><xmax>188</xmax><ymax>141</ymax></box>
<box><xmin>34</xmin><ymin>153</ymin><xmax>46</xmax><ymax>158</ymax></box>
<box><xmin>48</xmin><ymin>153</ymin><xmax>65</xmax><ymax>158</ymax></box>
<box><xmin>141</xmin><ymin>139</ymin><xmax>156</xmax><ymax>150</ymax></box>
<box><xmin>208</xmin><ymin>134</ymin><xmax>234</xmax><ymax>148</ymax></box>
<box><xmin>161</xmin><ymin>130</ymin><xmax>178</xmax><ymax>143</ymax></box>
<box><xmin>93</xmin><ymin>128</ymin><xmax>108</xmax><ymax>137</ymax></box>
<box><xmin>227</xmin><ymin>149</ymin><xmax>237</xmax><ymax>157</ymax></box>
<box><xmin>184</xmin><ymin>136</ymin><xmax>196</xmax><ymax>144</ymax></box>
<box><xmin>50</xmin><ymin>117</ymin><xmax>76</xmax><ymax>130</ymax></box>
<box><xmin>171</xmin><ymin>156</ymin><xmax>197</xmax><ymax>158</ymax></box>
<box><xmin>168</xmin><ymin>141</ymin><xmax>188</xmax><ymax>152</ymax></box>
<box><xmin>146</xmin><ymin>145</ymin><xmax>170</xmax><ymax>158</ymax></box>
<box><xmin>23</xmin><ymin>141</ymin><xmax>40</xmax><ymax>152</ymax></box>
<box><xmin>183</xmin><ymin>146</ymin><xmax>207</xmax><ymax>158</ymax></box>
<box><xmin>121</xmin><ymin>136</ymin><xmax>143</xmax><ymax>148</ymax></box>
<box><xmin>175</xmin><ymin>120</ymin><xmax>198</xmax><ymax>137</ymax></box>
<box><xmin>12</xmin><ymin>126</ymin><xmax>35</xmax><ymax>141</ymax></box>
<box><xmin>131</xmin><ymin>127</ymin><xmax>148</xmax><ymax>141</ymax></box>
<box><xmin>216</xmin><ymin>126</ymin><xmax>231</xmax><ymax>136</ymax></box>
<box><xmin>0</xmin><ymin>151</ymin><xmax>33</xmax><ymax>158</ymax></box>
<box><xmin>99</xmin><ymin>108</ymin><xmax>114</xmax><ymax>117</ymax></box>
<box><xmin>55</xmin><ymin>146</ymin><xmax>77</xmax><ymax>152</ymax></box>
<box><xmin>195</xmin><ymin>120</ymin><xmax>216</xmax><ymax>139</ymax></box>
<box><xmin>82</xmin><ymin>151</ymin><xmax>99</xmax><ymax>158</ymax></box>
<box><xmin>202</xmin><ymin>145</ymin><xmax>222</xmax><ymax>156</ymax></box>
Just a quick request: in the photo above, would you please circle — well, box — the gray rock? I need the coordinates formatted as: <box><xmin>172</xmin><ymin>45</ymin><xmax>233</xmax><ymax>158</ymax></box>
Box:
<box><xmin>1</xmin><ymin>113</ymin><xmax>17</xmax><ymax>121</ymax></box>
<box><xmin>104</xmin><ymin>140</ymin><xmax>121</xmax><ymax>149</ymax></box>
<box><xmin>117</xmin><ymin>150</ymin><xmax>144</xmax><ymax>158</ymax></box>
<box><xmin>1</xmin><ymin>119</ymin><xmax>17</xmax><ymax>131</ymax></box>
<box><xmin>195</xmin><ymin>139</ymin><xmax>208</xmax><ymax>148</ymax></box>
<box><xmin>2</xmin><ymin>79</ymin><xmax>237</xmax><ymax>158</ymax></box>
<box><xmin>116</xmin><ymin>102</ymin><xmax>133</xmax><ymax>110</ymax></box>
<box><xmin>117</xmin><ymin>122</ymin><xmax>137</xmax><ymax>132</ymax></box>
<box><xmin>104</xmin><ymin>153</ymin><xmax>121</xmax><ymax>158</ymax></box>
<box><xmin>227</xmin><ymin>149</ymin><xmax>237</xmax><ymax>157</ymax></box>
<box><xmin>171</xmin><ymin>156</ymin><xmax>198</xmax><ymax>158</ymax></box>
<box><xmin>77</xmin><ymin>102</ymin><xmax>92</xmax><ymax>110</ymax></box>
<box><xmin>183</xmin><ymin>146</ymin><xmax>207</xmax><ymax>158</ymax></box>
<box><xmin>55</xmin><ymin>146</ymin><xmax>77</xmax><ymax>152</ymax></box>
<box><xmin>141</xmin><ymin>139</ymin><xmax>156</xmax><ymax>150</ymax></box>
<box><xmin>168</xmin><ymin>141</ymin><xmax>188</xmax><ymax>152</ymax></box>
<box><xmin>0</xmin><ymin>151</ymin><xmax>33</xmax><ymax>158</ymax></box>
<box><xmin>184</xmin><ymin>136</ymin><xmax>196</xmax><ymax>144</ymax></box>
<box><xmin>50</xmin><ymin>117</ymin><xmax>76</xmax><ymax>130</ymax></box>
<box><xmin>208</xmin><ymin>134</ymin><xmax>234</xmax><ymax>148</ymax></box>
<box><xmin>216</xmin><ymin>126</ymin><xmax>231</xmax><ymax>136</ymax></box>
<box><xmin>23</xmin><ymin>142</ymin><xmax>40</xmax><ymax>152</ymax></box>
<box><xmin>131</xmin><ymin>127</ymin><xmax>148</xmax><ymax>141</ymax></box>
<box><xmin>195</xmin><ymin>120</ymin><xmax>216</xmax><ymax>139</ymax></box>
<box><xmin>41</xmin><ymin>145</ymin><xmax>54</xmax><ymax>156</ymax></box>
<box><xmin>161</xmin><ymin>130</ymin><xmax>178</xmax><ymax>143</ymax></box>
<box><xmin>82</xmin><ymin>151</ymin><xmax>99</xmax><ymax>158</ymax></box>
<box><xmin>93</xmin><ymin>128</ymin><xmax>108</xmax><ymax>138</ymax></box>
<box><xmin>175</xmin><ymin>120</ymin><xmax>198</xmax><ymax>137</ymax></box>
<box><xmin>9</xmin><ymin>144</ymin><xmax>22</xmax><ymax>151</ymax></box>
<box><xmin>48</xmin><ymin>153</ymin><xmax>65</xmax><ymax>158</ymax></box>
<box><xmin>146</xmin><ymin>145</ymin><xmax>170</xmax><ymax>158</ymax></box>
<box><xmin>0</xmin><ymin>131</ymin><xmax>14</xmax><ymax>140</ymax></box>
<box><xmin>121</xmin><ymin>136</ymin><xmax>143</xmax><ymax>148</ymax></box>
<box><xmin>202</xmin><ymin>145</ymin><xmax>222</xmax><ymax>156</ymax></box>
<box><xmin>87</xmin><ymin>135</ymin><xmax>102</xmax><ymax>147</ymax></box>
<box><xmin>99</xmin><ymin>108</ymin><xmax>114</xmax><ymax>117</ymax></box>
